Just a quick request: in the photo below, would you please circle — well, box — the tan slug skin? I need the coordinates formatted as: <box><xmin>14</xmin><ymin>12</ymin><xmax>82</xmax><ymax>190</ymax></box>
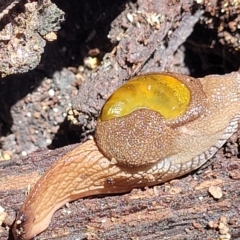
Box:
<box><xmin>13</xmin><ymin>72</ymin><xmax>240</xmax><ymax>239</ymax></box>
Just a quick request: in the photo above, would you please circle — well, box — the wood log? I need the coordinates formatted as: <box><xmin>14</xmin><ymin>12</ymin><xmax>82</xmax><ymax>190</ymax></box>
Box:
<box><xmin>1</xmin><ymin>132</ymin><xmax>240</xmax><ymax>239</ymax></box>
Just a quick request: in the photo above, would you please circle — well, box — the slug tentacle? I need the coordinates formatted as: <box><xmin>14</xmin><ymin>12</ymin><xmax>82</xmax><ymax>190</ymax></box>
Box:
<box><xmin>13</xmin><ymin>71</ymin><xmax>240</xmax><ymax>240</ymax></box>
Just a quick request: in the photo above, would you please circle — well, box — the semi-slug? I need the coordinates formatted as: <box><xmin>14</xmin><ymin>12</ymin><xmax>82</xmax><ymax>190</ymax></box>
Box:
<box><xmin>13</xmin><ymin>72</ymin><xmax>240</xmax><ymax>240</ymax></box>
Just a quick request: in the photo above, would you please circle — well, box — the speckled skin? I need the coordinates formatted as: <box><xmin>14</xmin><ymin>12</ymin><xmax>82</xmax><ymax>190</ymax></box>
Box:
<box><xmin>13</xmin><ymin>72</ymin><xmax>240</xmax><ymax>240</ymax></box>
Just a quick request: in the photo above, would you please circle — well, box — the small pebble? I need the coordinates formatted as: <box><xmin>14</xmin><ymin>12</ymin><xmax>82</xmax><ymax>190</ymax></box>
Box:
<box><xmin>208</xmin><ymin>185</ymin><xmax>223</xmax><ymax>199</ymax></box>
<box><xmin>21</xmin><ymin>151</ymin><xmax>27</xmax><ymax>157</ymax></box>
<box><xmin>48</xmin><ymin>89</ymin><xmax>55</xmax><ymax>97</ymax></box>
<box><xmin>46</xmin><ymin>138</ymin><xmax>52</xmax><ymax>145</ymax></box>
<box><xmin>3</xmin><ymin>153</ymin><xmax>11</xmax><ymax>160</ymax></box>
<box><xmin>53</xmin><ymin>108</ymin><xmax>59</xmax><ymax>113</ymax></box>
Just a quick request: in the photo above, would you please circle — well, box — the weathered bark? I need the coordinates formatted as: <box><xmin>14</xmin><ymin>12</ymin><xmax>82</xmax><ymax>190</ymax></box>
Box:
<box><xmin>0</xmin><ymin>0</ymin><xmax>64</xmax><ymax>77</ymax></box>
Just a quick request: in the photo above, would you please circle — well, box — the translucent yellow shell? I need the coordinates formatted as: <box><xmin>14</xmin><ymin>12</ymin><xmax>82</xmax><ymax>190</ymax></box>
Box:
<box><xmin>99</xmin><ymin>74</ymin><xmax>191</xmax><ymax>121</ymax></box>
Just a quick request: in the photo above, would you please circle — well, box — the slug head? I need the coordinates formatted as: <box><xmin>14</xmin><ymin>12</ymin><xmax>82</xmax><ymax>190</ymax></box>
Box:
<box><xmin>95</xmin><ymin>73</ymin><xmax>207</xmax><ymax>167</ymax></box>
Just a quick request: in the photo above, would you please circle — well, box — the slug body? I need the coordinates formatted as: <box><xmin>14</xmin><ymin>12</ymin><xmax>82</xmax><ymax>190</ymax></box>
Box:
<box><xmin>13</xmin><ymin>72</ymin><xmax>240</xmax><ymax>239</ymax></box>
